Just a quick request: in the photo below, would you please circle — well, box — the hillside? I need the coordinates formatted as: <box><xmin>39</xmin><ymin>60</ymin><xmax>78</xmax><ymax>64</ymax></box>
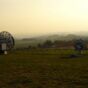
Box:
<box><xmin>15</xmin><ymin>34</ymin><xmax>88</xmax><ymax>48</ymax></box>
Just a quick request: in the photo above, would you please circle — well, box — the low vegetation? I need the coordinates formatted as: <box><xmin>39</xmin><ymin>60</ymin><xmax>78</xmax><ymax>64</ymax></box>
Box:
<box><xmin>0</xmin><ymin>49</ymin><xmax>88</xmax><ymax>88</ymax></box>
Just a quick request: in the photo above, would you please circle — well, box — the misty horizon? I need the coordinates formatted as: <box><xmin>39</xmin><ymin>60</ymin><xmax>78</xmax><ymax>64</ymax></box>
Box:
<box><xmin>14</xmin><ymin>31</ymin><xmax>88</xmax><ymax>39</ymax></box>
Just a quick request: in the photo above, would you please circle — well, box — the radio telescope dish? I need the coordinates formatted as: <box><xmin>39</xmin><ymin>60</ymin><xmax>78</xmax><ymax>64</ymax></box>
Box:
<box><xmin>74</xmin><ymin>39</ymin><xmax>86</xmax><ymax>54</ymax></box>
<box><xmin>0</xmin><ymin>31</ymin><xmax>15</xmax><ymax>51</ymax></box>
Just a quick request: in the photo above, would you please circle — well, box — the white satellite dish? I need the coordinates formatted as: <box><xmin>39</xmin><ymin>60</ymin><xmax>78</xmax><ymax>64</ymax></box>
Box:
<box><xmin>0</xmin><ymin>31</ymin><xmax>15</xmax><ymax>54</ymax></box>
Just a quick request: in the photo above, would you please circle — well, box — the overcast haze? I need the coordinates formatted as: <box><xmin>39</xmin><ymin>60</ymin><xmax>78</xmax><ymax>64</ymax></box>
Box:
<box><xmin>0</xmin><ymin>0</ymin><xmax>88</xmax><ymax>38</ymax></box>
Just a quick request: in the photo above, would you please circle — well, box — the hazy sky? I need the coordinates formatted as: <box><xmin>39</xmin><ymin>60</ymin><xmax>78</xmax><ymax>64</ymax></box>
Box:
<box><xmin>0</xmin><ymin>0</ymin><xmax>88</xmax><ymax>38</ymax></box>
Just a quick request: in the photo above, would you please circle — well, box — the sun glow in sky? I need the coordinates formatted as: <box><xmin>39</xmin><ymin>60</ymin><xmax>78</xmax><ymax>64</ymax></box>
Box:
<box><xmin>0</xmin><ymin>0</ymin><xmax>88</xmax><ymax>38</ymax></box>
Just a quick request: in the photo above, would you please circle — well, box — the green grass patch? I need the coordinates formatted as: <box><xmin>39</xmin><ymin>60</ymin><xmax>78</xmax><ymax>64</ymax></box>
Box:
<box><xmin>0</xmin><ymin>49</ymin><xmax>88</xmax><ymax>88</ymax></box>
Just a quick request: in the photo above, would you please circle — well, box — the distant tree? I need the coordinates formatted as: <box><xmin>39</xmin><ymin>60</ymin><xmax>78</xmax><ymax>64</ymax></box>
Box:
<box><xmin>53</xmin><ymin>40</ymin><xmax>60</xmax><ymax>48</ymax></box>
<box><xmin>43</xmin><ymin>40</ymin><xmax>53</xmax><ymax>48</ymax></box>
<box><xmin>37</xmin><ymin>43</ymin><xmax>42</xmax><ymax>48</ymax></box>
<box><xmin>28</xmin><ymin>45</ymin><xmax>32</xmax><ymax>49</ymax></box>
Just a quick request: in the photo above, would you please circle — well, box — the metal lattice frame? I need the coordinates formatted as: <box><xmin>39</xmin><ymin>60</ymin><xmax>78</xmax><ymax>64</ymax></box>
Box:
<box><xmin>0</xmin><ymin>31</ymin><xmax>15</xmax><ymax>50</ymax></box>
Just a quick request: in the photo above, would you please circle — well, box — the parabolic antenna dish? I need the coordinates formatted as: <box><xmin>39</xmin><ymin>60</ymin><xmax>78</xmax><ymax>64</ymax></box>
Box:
<box><xmin>0</xmin><ymin>31</ymin><xmax>15</xmax><ymax>51</ymax></box>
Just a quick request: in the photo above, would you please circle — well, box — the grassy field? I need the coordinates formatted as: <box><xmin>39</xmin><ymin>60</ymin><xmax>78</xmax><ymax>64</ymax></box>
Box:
<box><xmin>0</xmin><ymin>49</ymin><xmax>88</xmax><ymax>88</ymax></box>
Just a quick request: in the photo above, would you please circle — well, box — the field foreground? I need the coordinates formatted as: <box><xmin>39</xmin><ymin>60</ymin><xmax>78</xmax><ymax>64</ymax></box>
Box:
<box><xmin>0</xmin><ymin>49</ymin><xmax>88</xmax><ymax>88</ymax></box>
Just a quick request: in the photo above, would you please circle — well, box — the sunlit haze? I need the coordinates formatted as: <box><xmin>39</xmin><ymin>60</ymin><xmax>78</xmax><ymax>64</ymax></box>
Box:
<box><xmin>0</xmin><ymin>0</ymin><xmax>88</xmax><ymax>38</ymax></box>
